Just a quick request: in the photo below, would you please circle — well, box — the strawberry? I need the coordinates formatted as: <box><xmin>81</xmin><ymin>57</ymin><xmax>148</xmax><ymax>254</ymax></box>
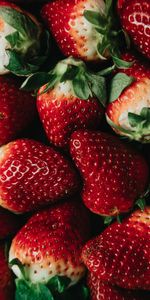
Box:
<box><xmin>0</xmin><ymin>243</ymin><xmax>14</xmax><ymax>300</ymax></box>
<box><xmin>70</xmin><ymin>130</ymin><xmax>149</xmax><ymax>216</ymax></box>
<box><xmin>82</xmin><ymin>207</ymin><xmax>150</xmax><ymax>290</ymax></box>
<box><xmin>0</xmin><ymin>76</ymin><xmax>36</xmax><ymax>146</ymax></box>
<box><xmin>119</xmin><ymin>0</ymin><xmax>150</xmax><ymax>59</ymax></box>
<box><xmin>106</xmin><ymin>53</ymin><xmax>150</xmax><ymax>143</ymax></box>
<box><xmin>22</xmin><ymin>57</ymin><xmax>105</xmax><ymax>148</ymax></box>
<box><xmin>0</xmin><ymin>1</ymin><xmax>50</xmax><ymax>75</ymax></box>
<box><xmin>0</xmin><ymin>139</ymin><xmax>79</xmax><ymax>213</ymax></box>
<box><xmin>9</xmin><ymin>200</ymin><xmax>90</xmax><ymax>298</ymax></box>
<box><xmin>41</xmin><ymin>0</ymin><xmax>127</xmax><ymax>63</ymax></box>
<box><xmin>0</xmin><ymin>207</ymin><xmax>20</xmax><ymax>239</ymax></box>
<box><xmin>88</xmin><ymin>272</ymin><xmax>150</xmax><ymax>300</ymax></box>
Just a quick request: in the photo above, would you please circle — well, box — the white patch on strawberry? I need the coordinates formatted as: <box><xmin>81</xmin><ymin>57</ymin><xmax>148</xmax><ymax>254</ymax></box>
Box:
<box><xmin>54</xmin><ymin>81</ymin><xmax>75</xmax><ymax>98</ymax></box>
<box><xmin>0</xmin><ymin>19</ymin><xmax>15</xmax><ymax>74</ymax></box>
<box><xmin>9</xmin><ymin>248</ymin><xmax>85</xmax><ymax>285</ymax></box>
<box><xmin>69</xmin><ymin>0</ymin><xmax>105</xmax><ymax>61</ymax></box>
<box><xmin>118</xmin><ymin>78</ymin><xmax>150</xmax><ymax>130</ymax></box>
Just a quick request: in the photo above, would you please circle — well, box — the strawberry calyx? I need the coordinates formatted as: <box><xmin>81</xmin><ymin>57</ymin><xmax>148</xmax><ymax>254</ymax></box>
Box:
<box><xmin>0</xmin><ymin>6</ymin><xmax>50</xmax><ymax>75</ymax></box>
<box><xmin>104</xmin><ymin>185</ymin><xmax>150</xmax><ymax>226</ymax></box>
<box><xmin>104</xmin><ymin>214</ymin><xmax>122</xmax><ymax>226</ymax></box>
<box><xmin>21</xmin><ymin>57</ymin><xmax>107</xmax><ymax>106</ymax></box>
<box><xmin>136</xmin><ymin>184</ymin><xmax>150</xmax><ymax>211</ymax></box>
<box><xmin>84</xmin><ymin>0</ymin><xmax>131</xmax><ymax>67</ymax></box>
<box><xmin>9</xmin><ymin>258</ymin><xmax>90</xmax><ymax>300</ymax></box>
<box><xmin>106</xmin><ymin>107</ymin><xmax>150</xmax><ymax>143</ymax></box>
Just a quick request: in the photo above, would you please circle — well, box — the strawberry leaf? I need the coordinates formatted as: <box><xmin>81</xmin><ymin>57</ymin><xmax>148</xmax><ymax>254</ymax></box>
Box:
<box><xmin>5</xmin><ymin>31</ymin><xmax>20</xmax><ymax>48</ymax></box>
<box><xmin>128</xmin><ymin>113</ymin><xmax>145</xmax><ymax>128</ymax></box>
<box><xmin>109</xmin><ymin>73</ymin><xmax>135</xmax><ymax>102</ymax></box>
<box><xmin>47</xmin><ymin>276</ymin><xmax>71</xmax><ymax>294</ymax></box>
<box><xmin>42</xmin><ymin>74</ymin><xmax>59</xmax><ymax>94</ymax></box>
<box><xmin>112</xmin><ymin>56</ymin><xmax>134</xmax><ymax>69</ymax></box>
<box><xmin>84</xmin><ymin>10</ymin><xmax>107</xmax><ymax>27</ymax></box>
<box><xmin>97</xmin><ymin>65</ymin><xmax>115</xmax><ymax>76</ymax></box>
<box><xmin>21</xmin><ymin>72</ymin><xmax>53</xmax><ymax>91</ymax></box>
<box><xmin>6</xmin><ymin>50</ymin><xmax>39</xmax><ymax>75</ymax></box>
<box><xmin>0</xmin><ymin>7</ymin><xmax>37</xmax><ymax>37</ymax></box>
<box><xmin>15</xmin><ymin>279</ymin><xmax>54</xmax><ymax>300</ymax></box>
<box><xmin>60</xmin><ymin>65</ymin><xmax>79</xmax><ymax>82</ymax></box>
<box><xmin>86</xmin><ymin>73</ymin><xmax>107</xmax><ymax>106</ymax></box>
<box><xmin>136</xmin><ymin>184</ymin><xmax>150</xmax><ymax>210</ymax></box>
<box><xmin>140</xmin><ymin>108</ymin><xmax>150</xmax><ymax>120</ymax></box>
<box><xmin>97</xmin><ymin>34</ymin><xmax>110</xmax><ymax>58</ymax></box>
<box><xmin>104</xmin><ymin>216</ymin><xmax>113</xmax><ymax>225</ymax></box>
<box><xmin>73</xmin><ymin>75</ymin><xmax>91</xmax><ymax>100</ymax></box>
<box><xmin>105</xmin><ymin>0</ymin><xmax>113</xmax><ymax>15</ymax></box>
<box><xmin>136</xmin><ymin>198</ymin><xmax>146</xmax><ymax>211</ymax></box>
<box><xmin>117</xmin><ymin>215</ymin><xmax>122</xmax><ymax>224</ymax></box>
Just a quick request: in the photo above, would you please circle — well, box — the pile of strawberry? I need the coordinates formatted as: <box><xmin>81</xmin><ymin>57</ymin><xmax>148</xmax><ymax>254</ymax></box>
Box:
<box><xmin>0</xmin><ymin>0</ymin><xmax>149</xmax><ymax>299</ymax></box>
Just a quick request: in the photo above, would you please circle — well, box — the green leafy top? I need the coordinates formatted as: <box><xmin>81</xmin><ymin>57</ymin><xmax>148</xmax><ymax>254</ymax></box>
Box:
<box><xmin>21</xmin><ymin>57</ymin><xmax>107</xmax><ymax>106</ymax></box>
<box><xmin>84</xmin><ymin>0</ymin><xmax>132</xmax><ymax>67</ymax></box>
<box><xmin>107</xmin><ymin>107</ymin><xmax>150</xmax><ymax>143</ymax></box>
<box><xmin>104</xmin><ymin>214</ymin><xmax>122</xmax><ymax>226</ymax></box>
<box><xmin>10</xmin><ymin>259</ymin><xmax>90</xmax><ymax>300</ymax></box>
<box><xmin>0</xmin><ymin>6</ymin><xmax>50</xmax><ymax>75</ymax></box>
<box><xmin>109</xmin><ymin>72</ymin><xmax>135</xmax><ymax>103</ymax></box>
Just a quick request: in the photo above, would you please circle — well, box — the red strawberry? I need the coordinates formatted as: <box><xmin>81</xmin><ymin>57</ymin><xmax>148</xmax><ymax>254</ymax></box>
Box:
<box><xmin>0</xmin><ymin>76</ymin><xmax>36</xmax><ymax>146</ymax></box>
<box><xmin>9</xmin><ymin>201</ymin><xmax>90</xmax><ymax>291</ymax></box>
<box><xmin>0</xmin><ymin>207</ymin><xmax>20</xmax><ymax>239</ymax></box>
<box><xmin>0</xmin><ymin>243</ymin><xmax>14</xmax><ymax>300</ymax></box>
<box><xmin>0</xmin><ymin>1</ymin><xmax>49</xmax><ymax>75</ymax></box>
<box><xmin>41</xmin><ymin>0</ymin><xmax>125</xmax><ymax>62</ymax></box>
<box><xmin>106</xmin><ymin>53</ymin><xmax>150</xmax><ymax>143</ymax></box>
<box><xmin>28</xmin><ymin>57</ymin><xmax>105</xmax><ymax>148</ymax></box>
<box><xmin>88</xmin><ymin>272</ymin><xmax>150</xmax><ymax>300</ymax></box>
<box><xmin>119</xmin><ymin>0</ymin><xmax>150</xmax><ymax>59</ymax></box>
<box><xmin>0</xmin><ymin>139</ymin><xmax>79</xmax><ymax>213</ymax></box>
<box><xmin>82</xmin><ymin>207</ymin><xmax>150</xmax><ymax>290</ymax></box>
<box><xmin>70</xmin><ymin>130</ymin><xmax>149</xmax><ymax>216</ymax></box>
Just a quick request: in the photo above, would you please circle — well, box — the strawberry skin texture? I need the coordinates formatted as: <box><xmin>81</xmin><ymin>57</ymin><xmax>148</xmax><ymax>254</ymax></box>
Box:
<box><xmin>119</xmin><ymin>0</ymin><xmax>150</xmax><ymax>59</ymax></box>
<box><xmin>0</xmin><ymin>207</ymin><xmax>20</xmax><ymax>239</ymax></box>
<box><xmin>0</xmin><ymin>139</ymin><xmax>79</xmax><ymax>213</ymax></box>
<box><xmin>82</xmin><ymin>207</ymin><xmax>150</xmax><ymax>290</ymax></box>
<box><xmin>0</xmin><ymin>244</ymin><xmax>14</xmax><ymax>300</ymax></box>
<box><xmin>0</xmin><ymin>76</ymin><xmax>36</xmax><ymax>146</ymax></box>
<box><xmin>31</xmin><ymin>200</ymin><xmax>91</xmax><ymax>241</ymax></box>
<box><xmin>118</xmin><ymin>53</ymin><xmax>150</xmax><ymax>79</ymax></box>
<box><xmin>37</xmin><ymin>83</ymin><xmax>104</xmax><ymax>148</ymax></box>
<box><xmin>88</xmin><ymin>272</ymin><xmax>150</xmax><ymax>300</ymax></box>
<box><xmin>41</xmin><ymin>0</ymin><xmax>105</xmax><ymax>62</ymax></box>
<box><xmin>106</xmin><ymin>53</ymin><xmax>150</xmax><ymax>141</ymax></box>
<box><xmin>9</xmin><ymin>201</ymin><xmax>90</xmax><ymax>285</ymax></box>
<box><xmin>70</xmin><ymin>130</ymin><xmax>149</xmax><ymax>216</ymax></box>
